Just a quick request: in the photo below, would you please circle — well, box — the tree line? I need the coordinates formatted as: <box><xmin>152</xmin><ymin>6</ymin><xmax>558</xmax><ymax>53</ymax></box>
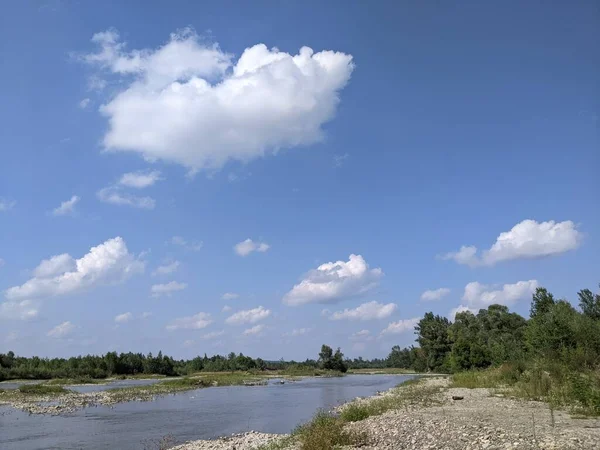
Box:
<box><xmin>2</xmin><ymin>284</ymin><xmax>597</xmax><ymax>381</ymax></box>
<box><xmin>387</xmin><ymin>284</ymin><xmax>600</xmax><ymax>374</ymax></box>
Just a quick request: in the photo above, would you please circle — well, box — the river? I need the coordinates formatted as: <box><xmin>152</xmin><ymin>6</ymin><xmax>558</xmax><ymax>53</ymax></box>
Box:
<box><xmin>0</xmin><ymin>374</ymin><xmax>413</xmax><ymax>450</ymax></box>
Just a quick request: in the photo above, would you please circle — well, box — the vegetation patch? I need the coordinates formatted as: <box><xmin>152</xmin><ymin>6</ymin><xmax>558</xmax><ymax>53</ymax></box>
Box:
<box><xmin>18</xmin><ymin>384</ymin><xmax>71</xmax><ymax>395</ymax></box>
<box><xmin>293</xmin><ymin>410</ymin><xmax>367</xmax><ymax>450</ymax></box>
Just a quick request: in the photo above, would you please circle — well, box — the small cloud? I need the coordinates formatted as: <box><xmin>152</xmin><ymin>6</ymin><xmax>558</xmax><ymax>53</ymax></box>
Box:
<box><xmin>283</xmin><ymin>328</ymin><xmax>311</xmax><ymax>337</ymax></box>
<box><xmin>222</xmin><ymin>305</ymin><xmax>232</xmax><ymax>313</ymax></box>
<box><xmin>47</xmin><ymin>321</ymin><xmax>76</xmax><ymax>338</ymax></box>
<box><xmin>201</xmin><ymin>330</ymin><xmax>225</xmax><ymax>340</ymax></box>
<box><xmin>151</xmin><ymin>281</ymin><xmax>187</xmax><ymax>297</ymax></box>
<box><xmin>439</xmin><ymin>220</ymin><xmax>582</xmax><ymax>267</ymax></box>
<box><xmin>114</xmin><ymin>312</ymin><xmax>133</xmax><ymax>323</ymax></box>
<box><xmin>52</xmin><ymin>195</ymin><xmax>80</xmax><ymax>216</ymax></box>
<box><xmin>79</xmin><ymin>98</ymin><xmax>91</xmax><ymax>109</ymax></box>
<box><xmin>234</xmin><ymin>238</ymin><xmax>270</xmax><ymax>256</ymax></box>
<box><xmin>141</xmin><ymin>311</ymin><xmax>153</xmax><ymax>319</ymax></box>
<box><xmin>350</xmin><ymin>329</ymin><xmax>373</xmax><ymax>341</ymax></box>
<box><xmin>118</xmin><ymin>170</ymin><xmax>162</xmax><ymax>189</ymax></box>
<box><xmin>87</xmin><ymin>75</ymin><xmax>106</xmax><ymax>91</ymax></box>
<box><xmin>243</xmin><ymin>324</ymin><xmax>265</xmax><ymax>336</ymax></box>
<box><xmin>0</xmin><ymin>199</ymin><xmax>16</xmax><ymax>212</ymax></box>
<box><xmin>420</xmin><ymin>288</ymin><xmax>451</xmax><ymax>302</ymax></box>
<box><xmin>170</xmin><ymin>236</ymin><xmax>203</xmax><ymax>252</ymax></box>
<box><xmin>152</xmin><ymin>260</ymin><xmax>180</xmax><ymax>276</ymax></box>
<box><xmin>97</xmin><ymin>186</ymin><xmax>155</xmax><ymax>209</ymax></box>
<box><xmin>225</xmin><ymin>306</ymin><xmax>271</xmax><ymax>325</ymax></box>
<box><xmin>381</xmin><ymin>318</ymin><xmax>420</xmax><ymax>336</ymax></box>
<box><xmin>166</xmin><ymin>312</ymin><xmax>212</xmax><ymax>331</ymax></box>
<box><xmin>283</xmin><ymin>254</ymin><xmax>383</xmax><ymax>306</ymax></box>
<box><xmin>333</xmin><ymin>153</ymin><xmax>349</xmax><ymax>167</ymax></box>
<box><xmin>221</xmin><ymin>292</ymin><xmax>239</xmax><ymax>301</ymax></box>
<box><xmin>329</xmin><ymin>301</ymin><xmax>397</xmax><ymax>321</ymax></box>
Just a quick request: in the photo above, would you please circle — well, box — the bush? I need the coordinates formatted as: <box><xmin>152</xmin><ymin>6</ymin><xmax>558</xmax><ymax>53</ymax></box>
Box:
<box><xmin>339</xmin><ymin>403</ymin><xmax>371</xmax><ymax>422</ymax></box>
<box><xmin>294</xmin><ymin>411</ymin><xmax>366</xmax><ymax>450</ymax></box>
<box><xmin>18</xmin><ymin>384</ymin><xmax>70</xmax><ymax>395</ymax></box>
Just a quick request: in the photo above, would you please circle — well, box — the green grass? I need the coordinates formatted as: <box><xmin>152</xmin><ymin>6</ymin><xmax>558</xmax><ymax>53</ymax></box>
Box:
<box><xmin>293</xmin><ymin>410</ymin><xmax>367</xmax><ymax>450</ymax></box>
<box><xmin>18</xmin><ymin>384</ymin><xmax>71</xmax><ymax>395</ymax></box>
<box><xmin>348</xmin><ymin>367</ymin><xmax>413</xmax><ymax>375</ymax></box>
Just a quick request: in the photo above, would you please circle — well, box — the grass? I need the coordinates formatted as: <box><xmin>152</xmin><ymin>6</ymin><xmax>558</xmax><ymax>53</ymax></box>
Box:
<box><xmin>18</xmin><ymin>384</ymin><xmax>71</xmax><ymax>395</ymax></box>
<box><xmin>451</xmin><ymin>362</ymin><xmax>600</xmax><ymax>417</ymax></box>
<box><xmin>278</xmin><ymin>366</ymin><xmax>345</xmax><ymax>378</ymax></box>
<box><xmin>348</xmin><ymin>367</ymin><xmax>413</xmax><ymax>375</ymax></box>
<box><xmin>293</xmin><ymin>411</ymin><xmax>367</xmax><ymax>450</ymax></box>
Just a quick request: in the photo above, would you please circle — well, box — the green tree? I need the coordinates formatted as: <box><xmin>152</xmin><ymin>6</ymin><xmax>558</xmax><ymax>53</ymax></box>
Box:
<box><xmin>530</xmin><ymin>287</ymin><xmax>555</xmax><ymax>318</ymax></box>
<box><xmin>318</xmin><ymin>344</ymin><xmax>334</xmax><ymax>370</ymax></box>
<box><xmin>416</xmin><ymin>312</ymin><xmax>452</xmax><ymax>372</ymax></box>
<box><xmin>578</xmin><ymin>286</ymin><xmax>600</xmax><ymax>320</ymax></box>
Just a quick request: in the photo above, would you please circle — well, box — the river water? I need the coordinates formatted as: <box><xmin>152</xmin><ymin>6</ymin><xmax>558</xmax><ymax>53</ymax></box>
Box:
<box><xmin>0</xmin><ymin>374</ymin><xmax>413</xmax><ymax>450</ymax></box>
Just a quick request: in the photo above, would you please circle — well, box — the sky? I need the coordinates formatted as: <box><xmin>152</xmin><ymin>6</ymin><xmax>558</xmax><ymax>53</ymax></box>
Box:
<box><xmin>0</xmin><ymin>1</ymin><xmax>598</xmax><ymax>361</ymax></box>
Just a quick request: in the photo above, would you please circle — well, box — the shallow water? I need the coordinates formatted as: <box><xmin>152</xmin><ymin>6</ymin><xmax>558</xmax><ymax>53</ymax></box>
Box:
<box><xmin>0</xmin><ymin>374</ymin><xmax>414</xmax><ymax>450</ymax></box>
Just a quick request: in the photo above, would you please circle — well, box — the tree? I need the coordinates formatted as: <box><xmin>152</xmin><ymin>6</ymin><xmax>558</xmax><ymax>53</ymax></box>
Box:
<box><xmin>318</xmin><ymin>345</ymin><xmax>334</xmax><ymax>370</ymax></box>
<box><xmin>530</xmin><ymin>287</ymin><xmax>555</xmax><ymax>318</ymax></box>
<box><xmin>416</xmin><ymin>312</ymin><xmax>452</xmax><ymax>372</ymax></box>
<box><xmin>331</xmin><ymin>348</ymin><xmax>348</xmax><ymax>373</ymax></box>
<box><xmin>578</xmin><ymin>286</ymin><xmax>600</xmax><ymax>320</ymax></box>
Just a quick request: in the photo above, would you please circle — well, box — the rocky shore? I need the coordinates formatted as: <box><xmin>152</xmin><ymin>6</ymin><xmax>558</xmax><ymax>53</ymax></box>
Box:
<box><xmin>172</xmin><ymin>377</ymin><xmax>600</xmax><ymax>450</ymax></box>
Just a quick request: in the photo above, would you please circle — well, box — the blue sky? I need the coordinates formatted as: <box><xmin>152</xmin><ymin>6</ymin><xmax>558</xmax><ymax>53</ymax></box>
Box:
<box><xmin>0</xmin><ymin>1</ymin><xmax>598</xmax><ymax>360</ymax></box>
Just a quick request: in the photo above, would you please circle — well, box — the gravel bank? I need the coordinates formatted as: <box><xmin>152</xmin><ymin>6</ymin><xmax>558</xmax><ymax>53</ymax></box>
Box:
<box><xmin>173</xmin><ymin>377</ymin><xmax>600</xmax><ymax>450</ymax></box>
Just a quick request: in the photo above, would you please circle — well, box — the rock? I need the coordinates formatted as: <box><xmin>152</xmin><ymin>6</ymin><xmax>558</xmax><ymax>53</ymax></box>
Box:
<box><xmin>452</xmin><ymin>395</ymin><xmax>465</xmax><ymax>400</ymax></box>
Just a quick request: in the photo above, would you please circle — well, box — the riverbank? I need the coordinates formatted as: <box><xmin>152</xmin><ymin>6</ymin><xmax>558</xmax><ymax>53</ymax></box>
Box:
<box><xmin>172</xmin><ymin>377</ymin><xmax>600</xmax><ymax>450</ymax></box>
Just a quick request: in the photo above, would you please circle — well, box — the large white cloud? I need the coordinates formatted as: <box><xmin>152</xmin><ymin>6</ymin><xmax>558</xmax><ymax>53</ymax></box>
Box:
<box><xmin>52</xmin><ymin>195</ymin><xmax>80</xmax><ymax>216</ymax></box>
<box><xmin>166</xmin><ymin>312</ymin><xmax>212</xmax><ymax>331</ymax></box>
<box><xmin>283</xmin><ymin>254</ymin><xmax>383</xmax><ymax>306</ymax></box>
<box><xmin>461</xmin><ymin>280</ymin><xmax>538</xmax><ymax>309</ymax></box>
<box><xmin>82</xmin><ymin>29</ymin><xmax>354</xmax><ymax>173</ymax></box>
<box><xmin>47</xmin><ymin>321</ymin><xmax>76</xmax><ymax>338</ymax></box>
<box><xmin>440</xmin><ymin>220</ymin><xmax>582</xmax><ymax>267</ymax></box>
<box><xmin>381</xmin><ymin>318</ymin><xmax>420</xmax><ymax>335</ymax></box>
<box><xmin>4</xmin><ymin>237</ymin><xmax>144</xmax><ymax>301</ymax></box>
<box><xmin>225</xmin><ymin>306</ymin><xmax>271</xmax><ymax>325</ymax></box>
<box><xmin>234</xmin><ymin>239</ymin><xmax>270</xmax><ymax>256</ymax></box>
<box><xmin>420</xmin><ymin>288</ymin><xmax>451</xmax><ymax>302</ymax></box>
<box><xmin>329</xmin><ymin>301</ymin><xmax>397</xmax><ymax>321</ymax></box>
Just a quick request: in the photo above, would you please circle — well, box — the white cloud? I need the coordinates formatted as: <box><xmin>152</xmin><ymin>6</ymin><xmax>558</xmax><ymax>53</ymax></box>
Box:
<box><xmin>221</xmin><ymin>292</ymin><xmax>239</xmax><ymax>301</ymax></box>
<box><xmin>82</xmin><ymin>29</ymin><xmax>354</xmax><ymax>173</ymax></box>
<box><xmin>5</xmin><ymin>237</ymin><xmax>144</xmax><ymax>301</ymax></box>
<box><xmin>0</xmin><ymin>199</ymin><xmax>16</xmax><ymax>212</ymax></box>
<box><xmin>141</xmin><ymin>311</ymin><xmax>153</xmax><ymax>319</ymax></box>
<box><xmin>52</xmin><ymin>195</ymin><xmax>80</xmax><ymax>216</ymax></box>
<box><xmin>441</xmin><ymin>220</ymin><xmax>582</xmax><ymax>267</ymax></box>
<box><xmin>420</xmin><ymin>288</ymin><xmax>451</xmax><ymax>302</ymax></box>
<box><xmin>201</xmin><ymin>330</ymin><xmax>225</xmax><ymax>340</ymax></box>
<box><xmin>151</xmin><ymin>281</ymin><xmax>187</xmax><ymax>297</ymax></box>
<box><xmin>283</xmin><ymin>254</ymin><xmax>383</xmax><ymax>306</ymax></box>
<box><xmin>329</xmin><ymin>301</ymin><xmax>397</xmax><ymax>321</ymax></box>
<box><xmin>333</xmin><ymin>153</ymin><xmax>349</xmax><ymax>167</ymax></box>
<box><xmin>118</xmin><ymin>170</ymin><xmax>162</xmax><ymax>188</ymax></box>
<box><xmin>170</xmin><ymin>236</ymin><xmax>203</xmax><ymax>252</ymax></box>
<box><xmin>381</xmin><ymin>318</ymin><xmax>420</xmax><ymax>335</ymax></box>
<box><xmin>32</xmin><ymin>254</ymin><xmax>76</xmax><ymax>278</ymax></box>
<box><xmin>114</xmin><ymin>312</ymin><xmax>133</xmax><ymax>323</ymax></box>
<box><xmin>166</xmin><ymin>312</ymin><xmax>212</xmax><ymax>331</ymax></box>
<box><xmin>234</xmin><ymin>239</ymin><xmax>270</xmax><ymax>256</ymax></box>
<box><xmin>461</xmin><ymin>280</ymin><xmax>538</xmax><ymax>309</ymax></box>
<box><xmin>243</xmin><ymin>324</ymin><xmax>265</xmax><ymax>336</ymax></box>
<box><xmin>0</xmin><ymin>300</ymin><xmax>39</xmax><ymax>320</ymax></box>
<box><xmin>152</xmin><ymin>260</ymin><xmax>180</xmax><ymax>276</ymax></box>
<box><xmin>222</xmin><ymin>305</ymin><xmax>232</xmax><ymax>312</ymax></box>
<box><xmin>79</xmin><ymin>98</ymin><xmax>90</xmax><ymax>109</ymax></box>
<box><xmin>283</xmin><ymin>328</ymin><xmax>311</xmax><ymax>337</ymax></box>
<box><xmin>97</xmin><ymin>186</ymin><xmax>155</xmax><ymax>209</ymax></box>
<box><xmin>47</xmin><ymin>321</ymin><xmax>76</xmax><ymax>338</ymax></box>
<box><xmin>225</xmin><ymin>306</ymin><xmax>271</xmax><ymax>325</ymax></box>
<box><xmin>350</xmin><ymin>329</ymin><xmax>373</xmax><ymax>341</ymax></box>
<box><xmin>449</xmin><ymin>305</ymin><xmax>478</xmax><ymax>320</ymax></box>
